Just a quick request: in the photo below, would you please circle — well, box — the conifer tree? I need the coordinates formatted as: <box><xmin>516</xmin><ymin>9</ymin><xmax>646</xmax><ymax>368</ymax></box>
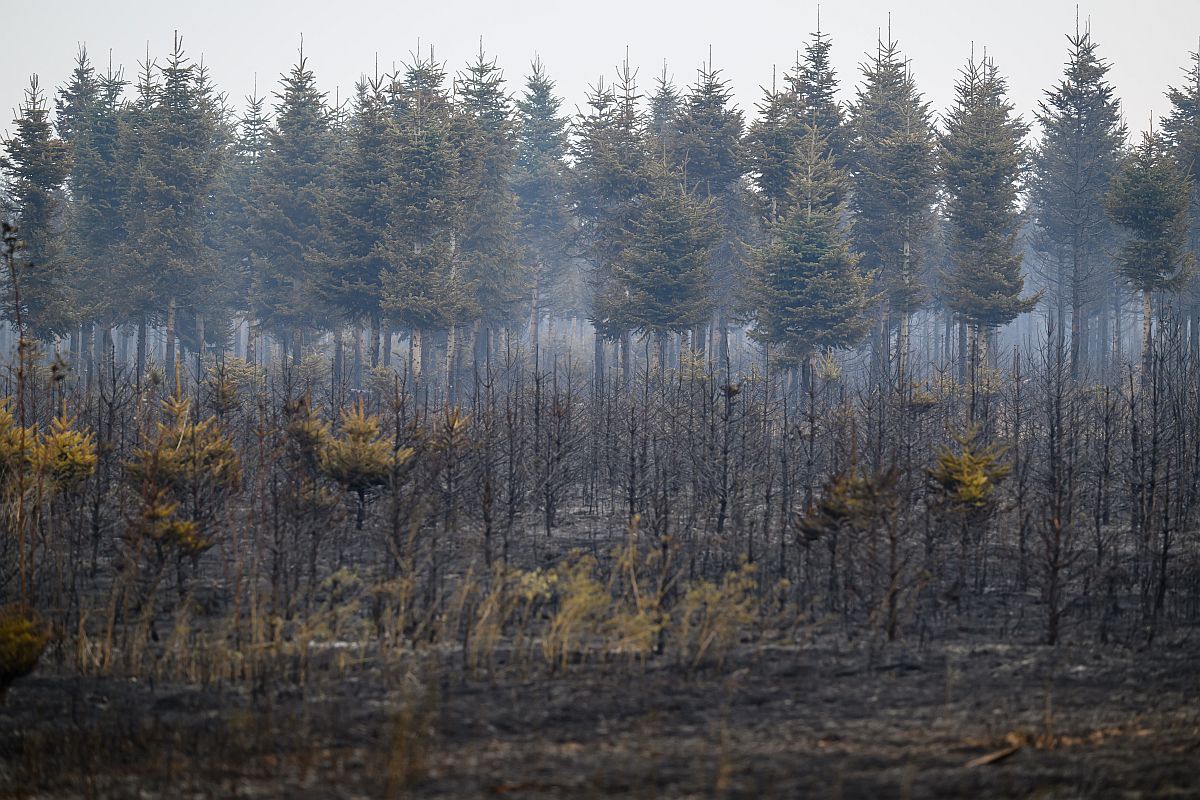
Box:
<box><xmin>749</xmin><ymin>123</ymin><xmax>869</xmax><ymax>374</ymax></box>
<box><xmin>1106</xmin><ymin>129</ymin><xmax>1195</xmax><ymax>377</ymax></box>
<box><xmin>847</xmin><ymin>33</ymin><xmax>937</xmax><ymax>380</ymax></box>
<box><xmin>322</xmin><ymin>73</ymin><xmax>392</xmax><ymax>371</ymax></box>
<box><xmin>1</xmin><ymin>76</ymin><xmax>71</xmax><ymax>339</ymax></box>
<box><xmin>747</xmin><ymin>29</ymin><xmax>844</xmax><ymax>224</ymax></box>
<box><xmin>214</xmin><ymin>86</ymin><xmax>269</xmax><ymax>363</ymax></box>
<box><xmin>56</xmin><ymin>49</ymin><xmax>129</xmax><ymax>371</ymax></box>
<box><xmin>745</xmin><ymin>73</ymin><xmax>799</xmax><ymax>223</ymax></box>
<box><xmin>788</xmin><ymin>28</ymin><xmax>847</xmax><ymax>165</ymax></box>
<box><xmin>1031</xmin><ymin>27</ymin><xmax>1126</xmax><ymax>377</ymax></box>
<box><xmin>647</xmin><ymin>63</ymin><xmax>681</xmax><ymax>149</ymax></box>
<box><xmin>609</xmin><ymin>165</ymin><xmax>716</xmax><ymax>364</ymax></box>
<box><xmin>572</xmin><ymin>63</ymin><xmax>650</xmax><ymax>381</ymax></box>
<box><xmin>670</xmin><ymin>60</ymin><xmax>746</xmax><ymax>360</ymax></box>
<box><xmin>513</xmin><ymin>58</ymin><xmax>575</xmax><ymax>356</ymax></box>
<box><xmin>1163</xmin><ymin>45</ymin><xmax>1200</xmax><ymax>356</ymax></box>
<box><xmin>380</xmin><ymin>52</ymin><xmax>471</xmax><ymax>382</ymax></box>
<box><xmin>456</xmin><ymin>46</ymin><xmax>525</xmax><ymax>365</ymax></box>
<box><xmin>245</xmin><ymin>48</ymin><xmax>333</xmax><ymax>365</ymax></box>
<box><xmin>940</xmin><ymin>55</ymin><xmax>1036</xmax><ymax>384</ymax></box>
<box><xmin>122</xmin><ymin>35</ymin><xmax>222</xmax><ymax>379</ymax></box>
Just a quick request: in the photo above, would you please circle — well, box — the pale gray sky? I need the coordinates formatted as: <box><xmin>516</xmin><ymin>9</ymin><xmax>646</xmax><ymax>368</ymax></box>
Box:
<box><xmin>2</xmin><ymin>0</ymin><xmax>1198</xmax><ymax>142</ymax></box>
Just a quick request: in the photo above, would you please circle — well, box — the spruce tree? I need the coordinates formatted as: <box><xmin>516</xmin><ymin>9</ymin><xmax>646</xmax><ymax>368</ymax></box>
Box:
<box><xmin>121</xmin><ymin>35</ymin><xmax>222</xmax><ymax>379</ymax></box>
<box><xmin>513</xmin><ymin>58</ymin><xmax>575</xmax><ymax>356</ymax></box>
<box><xmin>572</xmin><ymin>63</ymin><xmax>649</xmax><ymax>382</ymax></box>
<box><xmin>847</xmin><ymin>33</ymin><xmax>937</xmax><ymax>380</ymax></box>
<box><xmin>245</xmin><ymin>48</ymin><xmax>333</xmax><ymax>364</ymax></box>
<box><xmin>1031</xmin><ymin>27</ymin><xmax>1125</xmax><ymax>377</ymax></box>
<box><xmin>747</xmin><ymin>29</ymin><xmax>845</xmax><ymax>224</ymax></box>
<box><xmin>322</xmin><ymin>73</ymin><xmax>392</xmax><ymax>370</ymax></box>
<box><xmin>940</xmin><ymin>55</ymin><xmax>1036</xmax><ymax>383</ymax></box>
<box><xmin>670</xmin><ymin>61</ymin><xmax>746</xmax><ymax>360</ymax></box>
<box><xmin>1163</xmin><ymin>45</ymin><xmax>1200</xmax><ymax>356</ymax></box>
<box><xmin>788</xmin><ymin>29</ymin><xmax>847</xmax><ymax>164</ymax></box>
<box><xmin>1106</xmin><ymin>129</ymin><xmax>1195</xmax><ymax>377</ymax></box>
<box><xmin>57</xmin><ymin>50</ymin><xmax>129</xmax><ymax>370</ymax></box>
<box><xmin>380</xmin><ymin>52</ymin><xmax>471</xmax><ymax>382</ymax></box>
<box><xmin>609</xmin><ymin>165</ymin><xmax>716</xmax><ymax>364</ymax></box>
<box><xmin>456</xmin><ymin>46</ymin><xmax>525</xmax><ymax>363</ymax></box>
<box><xmin>2</xmin><ymin>76</ymin><xmax>71</xmax><ymax>339</ymax></box>
<box><xmin>749</xmin><ymin>123</ymin><xmax>869</xmax><ymax>373</ymax></box>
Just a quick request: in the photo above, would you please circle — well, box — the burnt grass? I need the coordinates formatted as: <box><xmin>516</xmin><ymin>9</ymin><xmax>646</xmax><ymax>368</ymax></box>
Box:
<box><xmin>1</xmin><ymin>628</ymin><xmax>1198</xmax><ymax>799</ymax></box>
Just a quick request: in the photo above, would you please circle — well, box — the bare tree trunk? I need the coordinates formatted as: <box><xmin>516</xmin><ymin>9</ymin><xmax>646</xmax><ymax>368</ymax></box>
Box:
<box><xmin>165</xmin><ymin>297</ymin><xmax>177</xmax><ymax>385</ymax></box>
<box><xmin>445</xmin><ymin>324</ymin><xmax>458</xmax><ymax>401</ymax></box>
<box><xmin>369</xmin><ymin>312</ymin><xmax>381</xmax><ymax>370</ymax></box>
<box><xmin>245</xmin><ymin>317</ymin><xmax>256</xmax><ymax>367</ymax></box>
<box><xmin>81</xmin><ymin>320</ymin><xmax>94</xmax><ymax>392</ymax></box>
<box><xmin>411</xmin><ymin>328</ymin><xmax>423</xmax><ymax>383</ymax></box>
<box><xmin>1142</xmin><ymin>288</ymin><xmax>1153</xmax><ymax>385</ymax></box>
<box><xmin>292</xmin><ymin>327</ymin><xmax>303</xmax><ymax>369</ymax></box>
<box><xmin>529</xmin><ymin>276</ymin><xmax>540</xmax><ymax>368</ymax></box>
<box><xmin>352</xmin><ymin>325</ymin><xmax>363</xmax><ymax>389</ymax></box>
<box><xmin>136</xmin><ymin>318</ymin><xmax>147</xmax><ymax>383</ymax></box>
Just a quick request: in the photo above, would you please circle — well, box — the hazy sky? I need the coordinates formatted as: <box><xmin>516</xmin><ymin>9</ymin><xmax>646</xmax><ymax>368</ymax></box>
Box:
<box><xmin>2</xmin><ymin>0</ymin><xmax>1198</xmax><ymax>142</ymax></box>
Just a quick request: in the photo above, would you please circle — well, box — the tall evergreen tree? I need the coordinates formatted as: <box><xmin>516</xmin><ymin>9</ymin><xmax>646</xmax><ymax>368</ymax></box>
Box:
<box><xmin>456</xmin><ymin>46</ymin><xmax>525</xmax><ymax>359</ymax></box>
<box><xmin>749</xmin><ymin>123</ymin><xmax>869</xmax><ymax>373</ymax></box>
<box><xmin>322</xmin><ymin>73</ymin><xmax>392</xmax><ymax>369</ymax></box>
<box><xmin>1106</xmin><ymin>129</ymin><xmax>1195</xmax><ymax>377</ymax></box>
<box><xmin>572</xmin><ymin>62</ymin><xmax>650</xmax><ymax>379</ymax></box>
<box><xmin>788</xmin><ymin>28</ymin><xmax>847</xmax><ymax>164</ymax></box>
<box><xmin>122</xmin><ymin>35</ymin><xmax>222</xmax><ymax>379</ymax></box>
<box><xmin>56</xmin><ymin>49</ymin><xmax>129</xmax><ymax>375</ymax></box>
<box><xmin>245</xmin><ymin>48</ymin><xmax>333</xmax><ymax>364</ymax></box>
<box><xmin>1163</xmin><ymin>45</ymin><xmax>1200</xmax><ymax>355</ymax></box>
<box><xmin>670</xmin><ymin>60</ymin><xmax>746</xmax><ymax>359</ymax></box>
<box><xmin>747</xmin><ymin>29</ymin><xmax>845</xmax><ymax>225</ymax></box>
<box><xmin>513</xmin><ymin>58</ymin><xmax>575</xmax><ymax>353</ymax></box>
<box><xmin>1031</xmin><ymin>27</ymin><xmax>1126</xmax><ymax>377</ymax></box>
<box><xmin>380</xmin><ymin>52</ymin><xmax>471</xmax><ymax>382</ymax></box>
<box><xmin>940</xmin><ymin>55</ymin><xmax>1036</xmax><ymax>383</ymax></box>
<box><xmin>1</xmin><ymin>76</ymin><xmax>71</xmax><ymax>339</ymax></box>
<box><xmin>610</xmin><ymin>165</ymin><xmax>716</xmax><ymax>363</ymax></box>
<box><xmin>848</xmin><ymin>34</ymin><xmax>937</xmax><ymax>380</ymax></box>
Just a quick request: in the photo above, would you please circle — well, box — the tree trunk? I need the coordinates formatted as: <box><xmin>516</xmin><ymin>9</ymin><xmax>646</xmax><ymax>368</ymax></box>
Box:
<box><xmin>292</xmin><ymin>327</ymin><xmax>303</xmax><ymax>369</ymax></box>
<box><xmin>352</xmin><ymin>325</ymin><xmax>363</xmax><ymax>389</ymax></box>
<box><xmin>530</xmin><ymin>276</ymin><xmax>540</xmax><ymax>368</ymax></box>
<box><xmin>81</xmin><ymin>320</ymin><xmax>94</xmax><ymax>392</ymax></box>
<box><xmin>369</xmin><ymin>313</ymin><xmax>381</xmax><ymax>370</ymax></box>
<box><xmin>411</xmin><ymin>328</ymin><xmax>423</xmax><ymax>383</ymax></box>
<box><xmin>196</xmin><ymin>315</ymin><xmax>205</xmax><ymax>380</ymax></box>
<box><xmin>164</xmin><ymin>297</ymin><xmax>177</xmax><ymax>386</ymax></box>
<box><xmin>136</xmin><ymin>318</ymin><xmax>147</xmax><ymax>384</ymax></box>
<box><xmin>593</xmin><ymin>330</ymin><xmax>605</xmax><ymax>390</ymax></box>
<box><xmin>620</xmin><ymin>331</ymin><xmax>632</xmax><ymax>388</ymax></box>
<box><xmin>1142</xmin><ymin>288</ymin><xmax>1153</xmax><ymax>385</ymax></box>
<box><xmin>245</xmin><ymin>317</ymin><xmax>256</xmax><ymax>367</ymax></box>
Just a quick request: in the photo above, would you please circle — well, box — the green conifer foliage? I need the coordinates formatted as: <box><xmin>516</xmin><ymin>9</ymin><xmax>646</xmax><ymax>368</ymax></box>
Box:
<box><xmin>1106</xmin><ymin>129</ymin><xmax>1195</xmax><ymax>373</ymax></box>
<box><xmin>1031</xmin><ymin>28</ymin><xmax>1126</xmax><ymax>376</ymax></box>
<box><xmin>940</xmin><ymin>56</ymin><xmax>1036</xmax><ymax>331</ymax></box>
<box><xmin>749</xmin><ymin>124</ymin><xmax>870</xmax><ymax>366</ymax></box>
<box><xmin>847</xmin><ymin>35</ymin><xmax>936</xmax><ymax>373</ymax></box>
<box><xmin>514</xmin><ymin>58</ymin><xmax>577</xmax><ymax>329</ymax></box>
<box><xmin>609</xmin><ymin>168</ymin><xmax>716</xmax><ymax>340</ymax></box>
<box><xmin>2</xmin><ymin>75</ymin><xmax>71</xmax><ymax>338</ymax></box>
<box><xmin>245</xmin><ymin>49</ymin><xmax>333</xmax><ymax>354</ymax></box>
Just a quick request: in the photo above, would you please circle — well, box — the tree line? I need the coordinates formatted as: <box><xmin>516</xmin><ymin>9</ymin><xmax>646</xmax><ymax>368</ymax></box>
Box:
<box><xmin>2</xmin><ymin>26</ymin><xmax>1197</xmax><ymax>393</ymax></box>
